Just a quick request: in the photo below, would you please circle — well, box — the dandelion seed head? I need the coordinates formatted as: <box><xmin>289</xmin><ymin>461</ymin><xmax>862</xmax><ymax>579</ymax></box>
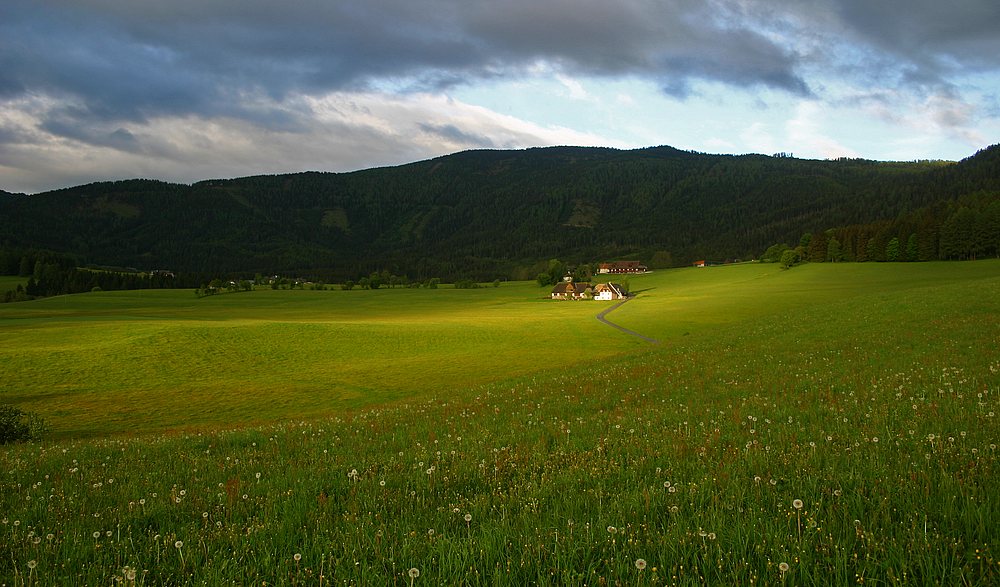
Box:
<box><xmin>408</xmin><ymin>567</ymin><xmax>420</xmax><ymax>578</ymax></box>
<box><xmin>174</xmin><ymin>540</ymin><xmax>183</xmax><ymax>549</ymax></box>
<box><xmin>635</xmin><ymin>558</ymin><xmax>647</xmax><ymax>570</ymax></box>
<box><xmin>792</xmin><ymin>499</ymin><xmax>803</xmax><ymax>510</ymax></box>
<box><xmin>293</xmin><ymin>553</ymin><xmax>302</xmax><ymax>561</ymax></box>
<box><xmin>779</xmin><ymin>562</ymin><xmax>790</xmax><ymax>573</ymax></box>
<box><xmin>27</xmin><ymin>560</ymin><xmax>37</xmax><ymax>569</ymax></box>
<box><xmin>464</xmin><ymin>513</ymin><xmax>472</xmax><ymax>522</ymax></box>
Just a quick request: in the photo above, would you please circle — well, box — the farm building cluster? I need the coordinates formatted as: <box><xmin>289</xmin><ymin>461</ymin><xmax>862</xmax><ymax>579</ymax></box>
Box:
<box><xmin>551</xmin><ymin>261</ymin><xmax>647</xmax><ymax>300</ymax></box>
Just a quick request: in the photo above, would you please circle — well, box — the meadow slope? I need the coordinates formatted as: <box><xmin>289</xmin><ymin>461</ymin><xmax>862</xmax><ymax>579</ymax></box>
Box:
<box><xmin>1</xmin><ymin>261</ymin><xmax>998</xmax><ymax>585</ymax></box>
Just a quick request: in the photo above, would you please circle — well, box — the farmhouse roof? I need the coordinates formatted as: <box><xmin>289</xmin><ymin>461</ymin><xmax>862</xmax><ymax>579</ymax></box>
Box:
<box><xmin>599</xmin><ymin>260</ymin><xmax>648</xmax><ymax>273</ymax></box>
<box><xmin>551</xmin><ymin>281</ymin><xmax>592</xmax><ymax>295</ymax></box>
<box><xmin>594</xmin><ymin>282</ymin><xmax>626</xmax><ymax>296</ymax></box>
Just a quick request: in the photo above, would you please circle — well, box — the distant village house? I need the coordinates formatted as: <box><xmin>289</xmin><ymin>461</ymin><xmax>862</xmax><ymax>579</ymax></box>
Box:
<box><xmin>598</xmin><ymin>260</ymin><xmax>648</xmax><ymax>274</ymax></box>
<box><xmin>551</xmin><ymin>276</ymin><xmax>627</xmax><ymax>301</ymax></box>
<box><xmin>550</xmin><ymin>277</ymin><xmax>592</xmax><ymax>300</ymax></box>
<box><xmin>593</xmin><ymin>282</ymin><xmax>627</xmax><ymax>301</ymax></box>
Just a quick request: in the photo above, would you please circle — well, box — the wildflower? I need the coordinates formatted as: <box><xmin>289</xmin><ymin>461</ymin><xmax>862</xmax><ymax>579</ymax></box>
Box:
<box><xmin>635</xmin><ymin>558</ymin><xmax>647</xmax><ymax>570</ymax></box>
<box><xmin>607</xmin><ymin>526</ymin><xmax>617</xmax><ymax>534</ymax></box>
<box><xmin>175</xmin><ymin>540</ymin><xmax>183</xmax><ymax>549</ymax></box>
<box><xmin>427</xmin><ymin>528</ymin><xmax>435</xmax><ymax>536</ymax></box>
<box><xmin>27</xmin><ymin>560</ymin><xmax>37</xmax><ymax>569</ymax></box>
<box><xmin>409</xmin><ymin>567</ymin><xmax>420</xmax><ymax>578</ymax></box>
<box><xmin>792</xmin><ymin>499</ymin><xmax>803</xmax><ymax>510</ymax></box>
<box><xmin>779</xmin><ymin>562</ymin><xmax>790</xmax><ymax>573</ymax></box>
<box><xmin>464</xmin><ymin>513</ymin><xmax>472</xmax><ymax>523</ymax></box>
<box><xmin>293</xmin><ymin>553</ymin><xmax>302</xmax><ymax>562</ymax></box>
<box><xmin>93</xmin><ymin>531</ymin><xmax>101</xmax><ymax>539</ymax></box>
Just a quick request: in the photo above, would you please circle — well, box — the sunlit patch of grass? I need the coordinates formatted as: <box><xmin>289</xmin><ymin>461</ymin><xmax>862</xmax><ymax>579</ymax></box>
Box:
<box><xmin>1</xmin><ymin>283</ymin><xmax>643</xmax><ymax>438</ymax></box>
<box><xmin>1</xmin><ymin>262</ymin><xmax>998</xmax><ymax>584</ymax></box>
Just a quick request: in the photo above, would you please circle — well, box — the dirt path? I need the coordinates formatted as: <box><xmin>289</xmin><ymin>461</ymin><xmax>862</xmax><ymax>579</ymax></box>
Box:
<box><xmin>595</xmin><ymin>297</ymin><xmax>660</xmax><ymax>344</ymax></box>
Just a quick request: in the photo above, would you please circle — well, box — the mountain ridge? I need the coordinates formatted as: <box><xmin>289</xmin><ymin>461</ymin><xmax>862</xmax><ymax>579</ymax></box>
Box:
<box><xmin>1</xmin><ymin>144</ymin><xmax>997</xmax><ymax>280</ymax></box>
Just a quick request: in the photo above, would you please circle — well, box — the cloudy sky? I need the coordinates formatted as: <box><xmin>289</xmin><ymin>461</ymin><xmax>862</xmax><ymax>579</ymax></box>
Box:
<box><xmin>2</xmin><ymin>0</ymin><xmax>998</xmax><ymax>193</ymax></box>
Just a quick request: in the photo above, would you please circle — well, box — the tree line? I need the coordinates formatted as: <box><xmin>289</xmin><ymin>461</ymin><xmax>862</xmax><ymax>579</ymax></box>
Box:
<box><xmin>2</xmin><ymin>145</ymin><xmax>998</xmax><ymax>282</ymax></box>
<box><xmin>0</xmin><ymin>249</ymin><xmax>179</xmax><ymax>303</ymax></box>
<box><xmin>761</xmin><ymin>190</ymin><xmax>1000</xmax><ymax>266</ymax></box>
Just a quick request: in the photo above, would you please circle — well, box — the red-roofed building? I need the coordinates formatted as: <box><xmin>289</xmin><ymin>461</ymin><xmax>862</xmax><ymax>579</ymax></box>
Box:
<box><xmin>597</xmin><ymin>261</ymin><xmax>648</xmax><ymax>274</ymax></box>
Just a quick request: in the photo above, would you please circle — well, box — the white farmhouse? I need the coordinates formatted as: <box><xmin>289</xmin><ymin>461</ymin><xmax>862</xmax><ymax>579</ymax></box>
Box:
<box><xmin>593</xmin><ymin>283</ymin><xmax>627</xmax><ymax>301</ymax></box>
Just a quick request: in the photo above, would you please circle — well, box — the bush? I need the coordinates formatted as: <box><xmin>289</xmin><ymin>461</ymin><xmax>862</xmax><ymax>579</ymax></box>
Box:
<box><xmin>779</xmin><ymin>249</ymin><xmax>800</xmax><ymax>269</ymax></box>
<box><xmin>0</xmin><ymin>405</ymin><xmax>48</xmax><ymax>444</ymax></box>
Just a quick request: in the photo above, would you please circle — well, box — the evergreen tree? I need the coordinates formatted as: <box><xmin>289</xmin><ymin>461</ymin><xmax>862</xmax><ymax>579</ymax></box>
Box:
<box><xmin>826</xmin><ymin>237</ymin><xmax>843</xmax><ymax>262</ymax></box>
<box><xmin>905</xmin><ymin>234</ymin><xmax>919</xmax><ymax>261</ymax></box>
<box><xmin>885</xmin><ymin>237</ymin><xmax>901</xmax><ymax>261</ymax></box>
<box><xmin>808</xmin><ymin>232</ymin><xmax>828</xmax><ymax>262</ymax></box>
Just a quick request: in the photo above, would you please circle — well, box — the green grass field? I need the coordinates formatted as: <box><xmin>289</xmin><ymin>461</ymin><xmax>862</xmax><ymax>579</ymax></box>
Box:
<box><xmin>0</xmin><ymin>283</ymin><xmax>644</xmax><ymax>438</ymax></box>
<box><xmin>2</xmin><ymin>261</ymin><xmax>998</xmax><ymax>585</ymax></box>
<box><xmin>0</xmin><ymin>275</ymin><xmax>25</xmax><ymax>292</ymax></box>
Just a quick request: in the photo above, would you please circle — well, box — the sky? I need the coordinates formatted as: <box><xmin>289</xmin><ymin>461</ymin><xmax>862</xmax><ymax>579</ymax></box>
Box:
<box><xmin>1</xmin><ymin>0</ymin><xmax>999</xmax><ymax>194</ymax></box>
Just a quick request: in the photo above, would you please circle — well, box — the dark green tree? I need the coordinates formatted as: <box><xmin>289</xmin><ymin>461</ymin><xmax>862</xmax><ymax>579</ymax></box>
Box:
<box><xmin>905</xmin><ymin>234</ymin><xmax>919</xmax><ymax>261</ymax></box>
<box><xmin>761</xmin><ymin>243</ymin><xmax>790</xmax><ymax>263</ymax></box>
<box><xmin>0</xmin><ymin>405</ymin><xmax>48</xmax><ymax>444</ymax></box>
<box><xmin>779</xmin><ymin>249</ymin><xmax>799</xmax><ymax>269</ymax></box>
<box><xmin>885</xmin><ymin>237</ymin><xmax>901</xmax><ymax>261</ymax></box>
<box><xmin>826</xmin><ymin>237</ymin><xmax>843</xmax><ymax>262</ymax></box>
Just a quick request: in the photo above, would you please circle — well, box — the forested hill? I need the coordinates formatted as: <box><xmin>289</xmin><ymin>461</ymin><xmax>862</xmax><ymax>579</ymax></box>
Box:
<box><xmin>1</xmin><ymin>144</ymin><xmax>998</xmax><ymax>280</ymax></box>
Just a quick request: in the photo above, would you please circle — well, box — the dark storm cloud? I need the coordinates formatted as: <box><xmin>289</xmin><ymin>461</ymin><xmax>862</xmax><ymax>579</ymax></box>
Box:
<box><xmin>831</xmin><ymin>0</ymin><xmax>1000</xmax><ymax>71</ymax></box>
<box><xmin>1</xmin><ymin>0</ymin><xmax>811</xmax><ymax>128</ymax></box>
<box><xmin>2</xmin><ymin>0</ymin><xmax>997</xmax><ymax>152</ymax></box>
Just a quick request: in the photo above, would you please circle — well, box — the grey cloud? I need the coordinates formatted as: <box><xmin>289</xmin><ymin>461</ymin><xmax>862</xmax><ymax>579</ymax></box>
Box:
<box><xmin>2</xmin><ymin>0</ymin><xmax>997</xmax><ymax>165</ymax></box>
<box><xmin>417</xmin><ymin>123</ymin><xmax>499</xmax><ymax>148</ymax></box>
<box><xmin>2</xmin><ymin>0</ymin><xmax>813</xmax><ymax>132</ymax></box>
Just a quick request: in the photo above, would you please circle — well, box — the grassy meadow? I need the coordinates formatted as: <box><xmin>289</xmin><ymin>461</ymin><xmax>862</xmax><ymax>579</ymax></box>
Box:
<box><xmin>0</xmin><ymin>276</ymin><xmax>25</xmax><ymax>292</ymax></box>
<box><xmin>1</xmin><ymin>261</ymin><xmax>999</xmax><ymax>585</ymax></box>
<box><xmin>0</xmin><ymin>283</ymin><xmax>645</xmax><ymax>438</ymax></box>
